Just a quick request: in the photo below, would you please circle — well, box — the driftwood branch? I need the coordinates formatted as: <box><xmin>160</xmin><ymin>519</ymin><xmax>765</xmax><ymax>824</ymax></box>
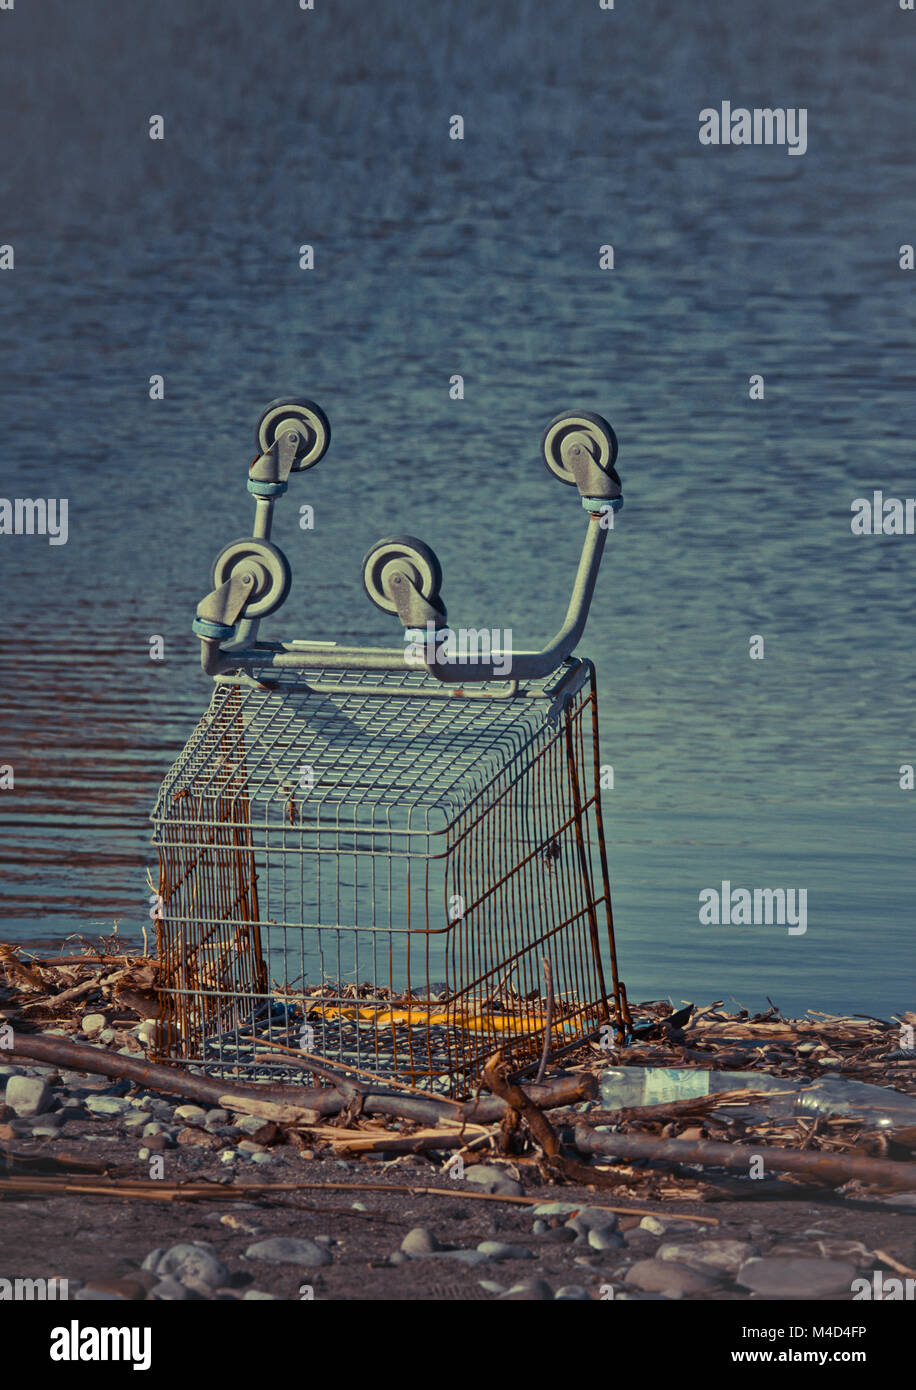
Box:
<box><xmin>8</xmin><ymin>1031</ymin><xmax>330</xmax><ymax>1115</ymax></box>
<box><xmin>482</xmin><ymin>1051</ymin><xmax>560</xmax><ymax>1156</ymax></box>
<box><xmin>7</xmin><ymin>1031</ymin><xmax>596</xmax><ymax>1128</ymax></box>
<box><xmin>482</xmin><ymin>1050</ymin><xmax>630</xmax><ymax>1188</ymax></box>
<box><xmin>574</xmin><ymin>1123</ymin><xmax>916</xmax><ymax>1192</ymax></box>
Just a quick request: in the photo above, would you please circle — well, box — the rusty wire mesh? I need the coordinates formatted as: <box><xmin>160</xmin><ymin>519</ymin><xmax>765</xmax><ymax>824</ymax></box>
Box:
<box><xmin>150</xmin><ymin>660</ymin><xmax>627</xmax><ymax>1096</ymax></box>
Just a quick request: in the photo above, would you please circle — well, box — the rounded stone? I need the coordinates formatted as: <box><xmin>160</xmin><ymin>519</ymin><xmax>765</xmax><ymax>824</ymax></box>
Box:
<box><xmin>85</xmin><ymin>1095</ymin><xmax>131</xmax><ymax>1117</ymax></box>
<box><xmin>401</xmin><ymin>1227</ymin><xmax>443</xmax><ymax>1255</ymax></box>
<box><xmin>659</xmin><ymin>1239</ymin><xmax>758</xmax><ymax>1275</ymax></box>
<box><xmin>625</xmin><ymin>1259</ymin><xmax>721</xmax><ymax>1295</ymax></box>
<box><xmin>5</xmin><ymin>1076</ymin><xmax>52</xmax><ymax>1117</ymax></box>
<box><xmin>156</xmin><ymin>1243</ymin><xmax>230</xmax><ymax>1289</ymax></box>
<box><xmin>476</xmin><ymin>1242</ymin><xmax>534</xmax><ymax>1261</ymax></box>
<box><xmin>736</xmin><ymin>1257</ymin><xmax>858</xmax><ymax>1300</ymax></box>
<box><xmin>245</xmin><ymin>1237</ymin><xmax>331</xmax><ymax>1268</ymax></box>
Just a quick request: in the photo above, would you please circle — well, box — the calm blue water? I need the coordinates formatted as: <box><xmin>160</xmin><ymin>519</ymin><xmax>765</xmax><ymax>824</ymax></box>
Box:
<box><xmin>0</xmin><ymin>0</ymin><xmax>913</xmax><ymax>1019</ymax></box>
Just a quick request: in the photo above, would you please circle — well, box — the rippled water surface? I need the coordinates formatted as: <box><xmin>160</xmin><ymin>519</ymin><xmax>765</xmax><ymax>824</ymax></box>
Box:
<box><xmin>0</xmin><ymin>0</ymin><xmax>913</xmax><ymax>1018</ymax></box>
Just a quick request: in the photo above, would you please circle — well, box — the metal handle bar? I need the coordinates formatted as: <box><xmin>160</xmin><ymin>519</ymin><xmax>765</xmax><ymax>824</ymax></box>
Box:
<box><xmin>201</xmin><ymin>512</ymin><xmax>609</xmax><ymax>682</ymax></box>
<box><xmin>194</xmin><ymin>402</ymin><xmax>622</xmax><ymax>688</ymax></box>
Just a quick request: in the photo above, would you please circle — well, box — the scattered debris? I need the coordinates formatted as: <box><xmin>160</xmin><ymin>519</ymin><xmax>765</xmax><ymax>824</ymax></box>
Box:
<box><xmin>3</xmin><ymin>946</ymin><xmax>916</xmax><ymax>1212</ymax></box>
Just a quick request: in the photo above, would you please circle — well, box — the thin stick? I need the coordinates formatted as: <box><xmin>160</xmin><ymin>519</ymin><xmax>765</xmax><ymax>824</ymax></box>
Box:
<box><xmin>252</xmin><ymin>1037</ymin><xmax>461</xmax><ymax>1103</ymax></box>
<box><xmin>535</xmin><ymin>956</ymin><xmax>554</xmax><ymax>1085</ymax></box>
<box><xmin>874</xmin><ymin>1249</ymin><xmax>916</xmax><ymax>1279</ymax></box>
<box><xmin>0</xmin><ymin>1174</ymin><xmax>718</xmax><ymax>1221</ymax></box>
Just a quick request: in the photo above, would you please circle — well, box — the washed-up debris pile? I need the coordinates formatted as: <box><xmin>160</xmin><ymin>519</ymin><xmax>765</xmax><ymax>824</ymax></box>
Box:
<box><xmin>2</xmin><ymin>942</ymin><xmax>915</xmax><ymax>1209</ymax></box>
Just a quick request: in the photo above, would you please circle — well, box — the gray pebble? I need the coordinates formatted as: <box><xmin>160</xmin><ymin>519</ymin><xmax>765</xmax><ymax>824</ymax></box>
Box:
<box><xmin>31</xmin><ymin>1110</ymin><xmax>64</xmax><ymax>1129</ymax></box>
<box><xmin>538</xmin><ymin>1202</ymin><xmax>588</xmax><ymax>1219</ymax></box>
<box><xmin>401</xmin><ymin>1228</ymin><xmax>444</xmax><ymax>1256</ymax></box>
<box><xmin>659</xmin><ymin>1239</ymin><xmax>758</xmax><ymax>1275</ymax></box>
<box><xmin>174</xmin><ymin>1104</ymin><xmax>208</xmax><ymax>1125</ymax></box>
<box><xmin>639</xmin><ymin>1216</ymin><xmax>668</xmax><ymax>1235</ymax></box>
<box><xmin>122</xmin><ymin>1112</ymin><xmax>152</xmax><ymax>1129</ymax></box>
<box><xmin>245</xmin><ymin>1237</ymin><xmax>331</xmax><ymax>1268</ymax></box>
<box><xmin>156</xmin><ymin>1243</ymin><xmax>230</xmax><ymax>1289</ymax></box>
<box><xmin>588</xmin><ymin>1229</ymin><xmax>625</xmax><ymax>1251</ymax></box>
<box><xmin>625</xmin><ymin>1259</ymin><xmax>721</xmax><ymax>1296</ymax></box>
<box><xmin>85</xmin><ymin>1095</ymin><xmax>131</xmax><ymax>1117</ymax></box>
<box><xmin>499</xmin><ymin>1277</ymin><xmax>555</xmax><ymax>1301</ymax></box>
<box><xmin>462</xmin><ymin>1164</ymin><xmax>524</xmax><ymax>1197</ymax></box>
<box><xmin>233</xmin><ymin>1114</ymin><xmax>270</xmax><ymax>1134</ymax></box>
<box><xmin>145</xmin><ymin>1100</ymin><xmax>175</xmax><ymax>1118</ymax></box>
<box><xmin>736</xmin><ymin>1256</ymin><xmax>857</xmax><ymax>1300</ymax></box>
<box><xmin>5</xmin><ymin>1076</ymin><xmax>52</xmax><ymax>1117</ymax></box>
<box><xmin>567</xmin><ymin>1206</ymin><xmax>619</xmax><ymax>1235</ymax></box>
<box><xmin>476</xmin><ymin>1242</ymin><xmax>534</xmax><ymax>1261</ymax></box>
<box><xmin>151</xmin><ymin>1278</ymin><xmax>196</xmax><ymax>1300</ymax></box>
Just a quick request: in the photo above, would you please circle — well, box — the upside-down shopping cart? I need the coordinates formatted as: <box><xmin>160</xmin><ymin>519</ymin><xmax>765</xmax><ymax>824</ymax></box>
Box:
<box><xmin>150</xmin><ymin>398</ymin><xmax>631</xmax><ymax>1096</ymax></box>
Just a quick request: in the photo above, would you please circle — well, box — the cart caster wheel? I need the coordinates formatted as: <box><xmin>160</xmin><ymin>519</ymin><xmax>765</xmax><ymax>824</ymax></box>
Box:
<box><xmin>362</xmin><ymin>536</ymin><xmax>443</xmax><ymax>615</ymax></box>
<box><xmin>211</xmin><ymin>537</ymin><xmax>292</xmax><ymax>618</ymax></box>
<box><xmin>256</xmin><ymin>397</ymin><xmax>330</xmax><ymax>472</ymax></box>
<box><xmin>541</xmin><ymin>410</ymin><xmax>618</xmax><ymax>486</ymax></box>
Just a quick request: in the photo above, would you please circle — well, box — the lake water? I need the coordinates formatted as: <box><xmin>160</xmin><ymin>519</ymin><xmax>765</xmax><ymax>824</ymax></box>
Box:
<box><xmin>0</xmin><ymin>0</ymin><xmax>913</xmax><ymax>1020</ymax></box>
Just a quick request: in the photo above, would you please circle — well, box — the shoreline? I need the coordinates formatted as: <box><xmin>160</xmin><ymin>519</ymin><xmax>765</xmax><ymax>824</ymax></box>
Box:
<box><xmin>2</xmin><ymin>942</ymin><xmax>915</xmax><ymax>1301</ymax></box>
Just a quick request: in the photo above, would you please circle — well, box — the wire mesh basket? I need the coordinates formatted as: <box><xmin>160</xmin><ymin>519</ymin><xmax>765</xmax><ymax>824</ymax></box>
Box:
<box><xmin>150</xmin><ymin>397</ymin><xmax>630</xmax><ymax>1095</ymax></box>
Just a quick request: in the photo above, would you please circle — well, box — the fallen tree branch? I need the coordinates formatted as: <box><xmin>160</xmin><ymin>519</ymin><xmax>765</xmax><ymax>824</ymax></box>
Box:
<box><xmin>20</xmin><ymin>980</ymin><xmax>99</xmax><ymax>1013</ymax></box>
<box><xmin>482</xmin><ymin>1050</ymin><xmax>631</xmax><ymax>1189</ymax></box>
<box><xmin>8</xmin><ymin>1030</ymin><xmax>597</xmax><ymax>1129</ymax></box>
<box><xmin>462</xmin><ymin>1071</ymin><xmax>596</xmax><ymax>1123</ymax></box>
<box><xmin>574</xmin><ymin>1122</ymin><xmax>916</xmax><ymax>1191</ymax></box>
<box><xmin>482</xmin><ymin>1052</ymin><xmax>560</xmax><ymax>1156</ymax></box>
<box><xmin>0</xmin><ymin>1145</ymin><xmax>110</xmax><ymax>1176</ymax></box>
<box><xmin>9</xmin><ymin>1031</ymin><xmax>331</xmax><ymax>1114</ymax></box>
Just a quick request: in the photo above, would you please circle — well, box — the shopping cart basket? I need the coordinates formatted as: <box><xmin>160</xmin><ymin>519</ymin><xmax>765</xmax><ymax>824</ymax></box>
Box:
<box><xmin>150</xmin><ymin>398</ymin><xmax>630</xmax><ymax>1095</ymax></box>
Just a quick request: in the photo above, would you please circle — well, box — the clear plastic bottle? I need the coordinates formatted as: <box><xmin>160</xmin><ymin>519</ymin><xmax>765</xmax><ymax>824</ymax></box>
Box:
<box><xmin>598</xmin><ymin>1067</ymin><xmax>916</xmax><ymax>1128</ymax></box>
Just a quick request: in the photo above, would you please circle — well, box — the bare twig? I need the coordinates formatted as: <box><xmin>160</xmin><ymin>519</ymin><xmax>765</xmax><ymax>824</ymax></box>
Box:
<box><xmin>534</xmin><ymin>956</ymin><xmax>554</xmax><ymax>1085</ymax></box>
